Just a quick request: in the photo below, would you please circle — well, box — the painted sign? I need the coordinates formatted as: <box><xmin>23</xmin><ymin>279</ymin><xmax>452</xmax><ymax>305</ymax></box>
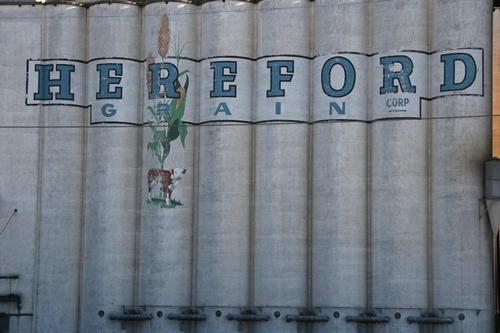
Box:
<box><xmin>22</xmin><ymin>13</ymin><xmax>484</xmax><ymax>210</ymax></box>
<box><xmin>25</xmin><ymin>48</ymin><xmax>483</xmax><ymax>124</ymax></box>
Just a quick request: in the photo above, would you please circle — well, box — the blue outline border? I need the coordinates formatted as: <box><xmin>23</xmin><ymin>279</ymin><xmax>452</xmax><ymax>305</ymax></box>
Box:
<box><xmin>25</xmin><ymin>47</ymin><xmax>485</xmax><ymax>126</ymax></box>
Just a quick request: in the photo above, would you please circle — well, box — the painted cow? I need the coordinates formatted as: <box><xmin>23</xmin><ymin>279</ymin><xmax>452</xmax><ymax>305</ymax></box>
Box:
<box><xmin>147</xmin><ymin>168</ymin><xmax>186</xmax><ymax>205</ymax></box>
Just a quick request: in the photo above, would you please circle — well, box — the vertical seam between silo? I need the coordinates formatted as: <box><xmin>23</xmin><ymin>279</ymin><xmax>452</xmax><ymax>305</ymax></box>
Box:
<box><xmin>133</xmin><ymin>6</ymin><xmax>146</xmax><ymax>308</ymax></box>
<box><xmin>189</xmin><ymin>107</ymin><xmax>200</xmax><ymax>307</ymax></box>
<box><xmin>306</xmin><ymin>0</ymin><xmax>315</xmax><ymax>313</ymax></box>
<box><xmin>248</xmin><ymin>0</ymin><xmax>257</xmax><ymax>313</ymax></box>
<box><xmin>31</xmin><ymin>7</ymin><xmax>46</xmax><ymax>333</ymax></box>
<box><xmin>76</xmin><ymin>7</ymin><xmax>90</xmax><ymax>333</ymax></box>
<box><xmin>426</xmin><ymin>0</ymin><xmax>435</xmax><ymax>312</ymax></box>
<box><xmin>366</xmin><ymin>0</ymin><xmax>374</xmax><ymax>313</ymax></box>
<box><xmin>190</xmin><ymin>4</ymin><xmax>201</xmax><ymax>310</ymax></box>
<box><xmin>189</xmin><ymin>92</ymin><xmax>200</xmax><ymax>331</ymax></box>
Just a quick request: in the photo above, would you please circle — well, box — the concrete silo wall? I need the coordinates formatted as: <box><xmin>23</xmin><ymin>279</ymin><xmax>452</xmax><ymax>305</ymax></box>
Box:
<box><xmin>253</xmin><ymin>3</ymin><xmax>310</xmax><ymax>333</ymax></box>
<box><xmin>34</xmin><ymin>7</ymin><xmax>87</xmax><ymax>333</ymax></box>
<box><xmin>138</xmin><ymin>3</ymin><xmax>199</xmax><ymax>333</ymax></box>
<box><xmin>430</xmin><ymin>1</ymin><xmax>494</xmax><ymax>332</ymax></box>
<box><xmin>80</xmin><ymin>4</ymin><xmax>142</xmax><ymax>333</ymax></box>
<box><xmin>0</xmin><ymin>1</ymin><xmax>494</xmax><ymax>333</ymax></box>
<box><xmin>370</xmin><ymin>2</ymin><xmax>429</xmax><ymax>332</ymax></box>
<box><xmin>312</xmin><ymin>1</ymin><xmax>369</xmax><ymax>332</ymax></box>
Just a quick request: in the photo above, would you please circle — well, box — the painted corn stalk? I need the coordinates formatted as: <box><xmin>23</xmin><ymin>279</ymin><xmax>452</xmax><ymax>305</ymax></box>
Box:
<box><xmin>146</xmin><ymin>13</ymin><xmax>189</xmax><ymax>209</ymax></box>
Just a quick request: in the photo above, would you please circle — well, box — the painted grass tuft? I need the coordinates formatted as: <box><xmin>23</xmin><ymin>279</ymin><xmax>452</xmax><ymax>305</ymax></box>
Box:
<box><xmin>147</xmin><ymin>197</ymin><xmax>183</xmax><ymax>209</ymax></box>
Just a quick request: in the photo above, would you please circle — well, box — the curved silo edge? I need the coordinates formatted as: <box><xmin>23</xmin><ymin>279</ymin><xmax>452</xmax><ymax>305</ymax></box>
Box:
<box><xmin>485</xmin><ymin>159</ymin><xmax>500</xmax><ymax>233</ymax></box>
<box><xmin>485</xmin><ymin>200</ymin><xmax>500</xmax><ymax>234</ymax></box>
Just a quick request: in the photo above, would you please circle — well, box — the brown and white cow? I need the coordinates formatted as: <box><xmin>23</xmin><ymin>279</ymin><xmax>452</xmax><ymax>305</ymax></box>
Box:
<box><xmin>147</xmin><ymin>168</ymin><xmax>186</xmax><ymax>205</ymax></box>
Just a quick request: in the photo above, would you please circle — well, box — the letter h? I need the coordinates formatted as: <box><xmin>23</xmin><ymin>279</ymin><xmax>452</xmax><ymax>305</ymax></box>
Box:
<box><xmin>34</xmin><ymin>64</ymin><xmax>75</xmax><ymax>101</ymax></box>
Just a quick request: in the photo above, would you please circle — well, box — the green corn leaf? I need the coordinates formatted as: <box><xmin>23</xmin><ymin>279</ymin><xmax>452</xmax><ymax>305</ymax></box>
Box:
<box><xmin>166</xmin><ymin>119</ymin><xmax>180</xmax><ymax>142</ymax></box>
<box><xmin>148</xmin><ymin>122</ymin><xmax>155</xmax><ymax>132</ymax></box>
<box><xmin>170</xmin><ymin>97</ymin><xmax>178</xmax><ymax>115</ymax></box>
<box><xmin>170</xmin><ymin>96</ymin><xmax>186</xmax><ymax>124</ymax></box>
<box><xmin>169</xmin><ymin>79</ymin><xmax>188</xmax><ymax>124</ymax></box>
<box><xmin>147</xmin><ymin>142</ymin><xmax>162</xmax><ymax>163</ymax></box>
<box><xmin>179</xmin><ymin>121</ymin><xmax>187</xmax><ymax>148</ymax></box>
<box><xmin>151</xmin><ymin>142</ymin><xmax>159</xmax><ymax>156</ymax></box>
<box><xmin>179</xmin><ymin>69</ymin><xmax>190</xmax><ymax>77</ymax></box>
<box><xmin>153</xmin><ymin>130</ymin><xmax>164</xmax><ymax>142</ymax></box>
<box><xmin>161</xmin><ymin>142</ymin><xmax>171</xmax><ymax>166</ymax></box>
<box><xmin>147</xmin><ymin>106</ymin><xmax>155</xmax><ymax>116</ymax></box>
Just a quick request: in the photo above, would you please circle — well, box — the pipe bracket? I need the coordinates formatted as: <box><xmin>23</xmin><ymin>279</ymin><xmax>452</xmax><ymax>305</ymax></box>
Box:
<box><xmin>407</xmin><ymin>313</ymin><xmax>454</xmax><ymax>325</ymax></box>
<box><xmin>226</xmin><ymin>309</ymin><xmax>270</xmax><ymax>322</ymax></box>
<box><xmin>285</xmin><ymin>309</ymin><xmax>329</xmax><ymax>323</ymax></box>
<box><xmin>109</xmin><ymin>308</ymin><xmax>153</xmax><ymax>321</ymax></box>
<box><xmin>167</xmin><ymin>309</ymin><xmax>207</xmax><ymax>321</ymax></box>
<box><xmin>345</xmin><ymin>312</ymin><xmax>390</xmax><ymax>324</ymax></box>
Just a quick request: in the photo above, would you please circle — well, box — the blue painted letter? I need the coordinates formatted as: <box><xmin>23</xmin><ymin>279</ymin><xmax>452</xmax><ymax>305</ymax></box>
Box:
<box><xmin>214</xmin><ymin>102</ymin><xmax>232</xmax><ymax>116</ymax></box>
<box><xmin>149</xmin><ymin>63</ymin><xmax>180</xmax><ymax>99</ymax></box>
<box><xmin>267</xmin><ymin>60</ymin><xmax>294</xmax><ymax>97</ymax></box>
<box><xmin>210</xmin><ymin>61</ymin><xmax>237</xmax><ymax>98</ymax></box>
<box><xmin>275</xmin><ymin>102</ymin><xmax>282</xmax><ymax>115</ymax></box>
<box><xmin>321</xmin><ymin>57</ymin><xmax>356</xmax><ymax>98</ymax></box>
<box><xmin>101</xmin><ymin>103</ymin><xmax>117</xmax><ymax>117</ymax></box>
<box><xmin>96</xmin><ymin>63</ymin><xmax>123</xmax><ymax>99</ymax></box>
<box><xmin>379</xmin><ymin>55</ymin><xmax>416</xmax><ymax>94</ymax></box>
<box><xmin>34</xmin><ymin>64</ymin><xmax>75</xmax><ymax>101</ymax></box>
<box><xmin>329</xmin><ymin>101</ymin><xmax>346</xmax><ymax>115</ymax></box>
<box><xmin>440</xmin><ymin>53</ymin><xmax>477</xmax><ymax>92</ymax></box>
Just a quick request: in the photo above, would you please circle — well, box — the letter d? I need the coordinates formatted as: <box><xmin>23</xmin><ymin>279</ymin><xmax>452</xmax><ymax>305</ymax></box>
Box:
<box><xmin>440</xmin><ymin>53</ymin><xmax>477</xmax><ymax>92</ymax></box>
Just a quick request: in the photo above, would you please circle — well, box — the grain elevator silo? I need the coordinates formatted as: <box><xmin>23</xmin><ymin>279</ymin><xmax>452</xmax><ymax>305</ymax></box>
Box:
<box><xmin>0</xmin><ymin>0</ymin><xmax>497</xmax><ymax>332</ymax></box>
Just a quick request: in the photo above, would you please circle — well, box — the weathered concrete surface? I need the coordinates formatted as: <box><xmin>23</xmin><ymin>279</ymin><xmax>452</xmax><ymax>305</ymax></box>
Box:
<box><xmin>0</xmin><ymin>1</ymin><xmax>494</xmax><ymax>333</ymax></box>
<box><xmin>0</xmin><ymin>6</ymin><xmax>43</xmax><ymax>333</ymax></box>
<box><xmin>137</xmin><ymin>4</ymin><xmax>198</xmax><ymax>333</ymax></box>
<box><xmin>430</xmin><ymin>1</ymin><xmax>494</xmax><ymax>332</ymax></box>
<box><xmin>34</xmin><ymin>6</ymin><xmax>86</xmax><ymax>333</ymax></box>
<box><xmin>80</xmin><ymin>4</ymin><xmax>142</xmax><ymax>333</ymax></box>
<box><xmin>253</xmin><ymin>2</ymin><xmax>309</xmax><ymax>333</ymax></box>
<box><xmin>371</xmin><ymin>2</ymin><xmax>428</xmax><ymax>332</ymax></box>
<box><xmin>196</xmin><ymin>2</ymin><xmax>253</xmax><ymax>333</ymax></box>
<box><xmin>312</xmin><ymin>1</ymin><xmax>368</xmax><ymax>333</ymax></box>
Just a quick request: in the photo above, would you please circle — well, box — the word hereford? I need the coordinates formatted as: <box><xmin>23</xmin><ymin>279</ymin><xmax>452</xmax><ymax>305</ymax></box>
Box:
<box><xmin>26</xmin><ymin>48</ymin><xmax>483</xmax><ymax>124</ymax></box>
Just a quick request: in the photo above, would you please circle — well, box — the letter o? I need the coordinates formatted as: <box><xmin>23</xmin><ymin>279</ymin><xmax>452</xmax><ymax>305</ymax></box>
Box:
<box><xmin>321</xmin><ymin>56</ymin><xmax>356</xmax><ymax>98</ymax></box>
